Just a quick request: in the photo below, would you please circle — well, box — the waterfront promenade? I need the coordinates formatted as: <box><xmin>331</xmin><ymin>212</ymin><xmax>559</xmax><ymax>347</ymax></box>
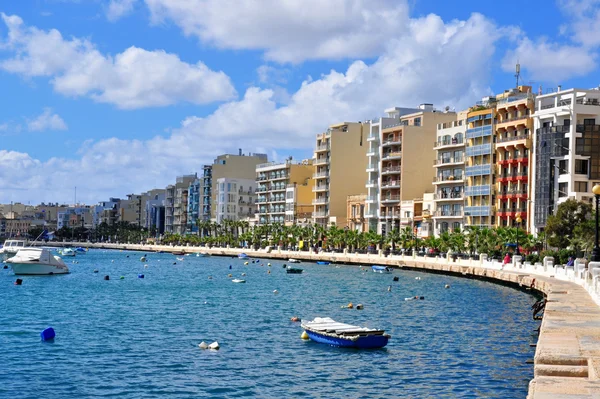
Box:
<box><xmin>37</xmin><ymin>242</ymin><xmax>600</xmax><ymax>398</ymax></box>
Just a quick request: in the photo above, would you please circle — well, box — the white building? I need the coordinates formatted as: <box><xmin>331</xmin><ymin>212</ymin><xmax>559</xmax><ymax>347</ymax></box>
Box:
<box><xmin>531</xmin><ymin>87</ymin><xmax>600</xmax><ymax>233</ymax></box>
<box><xmin>215</xmin><ymin>178</ymin><xmax>256</xmax><ymax>223</ymax></box>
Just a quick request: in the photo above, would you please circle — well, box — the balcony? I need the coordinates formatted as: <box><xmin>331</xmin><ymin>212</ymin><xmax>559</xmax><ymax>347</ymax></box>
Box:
<box><xmin>381</xmin><ymin>195</ymin><xmax>400</xmax><ymax>203</ymax></box>
<box><xmin>367</xmin><ymin>133</ymin><xmax>379</xmax><ymax>142</ymax></box>
<box><xmin>464</xmin><ymin>206</ymin><xmax>493</xmax><ymax>217</ymax></box>
<box><xmin>434</xmin><ymin>156</ymin><xmax>464</xmax><ymax>166</ymax></box>
<box><xmin>497</xmin><ymin>210</ymin><xmax>528</xmax><ymax>218</ymax></box>
<box><xmin>366</xmin><ymin>150</ymin><xmax>378</xmax><ymax>157</ymax></box>
<box><xmin>434</xmin><ymin>138</ymin><xmax>464</xmax><ymax>149</ymax></box>
<box><xmin>313</xmin><ymin>171</ymin><xmax>329</xmax><ymax>179</ymax></box>
<box><xmin>434</xmin><ymin>192</ymin><xmax>463</xmax><ymax>201</ymax></box>
<box><xmin>464</xmin><ymin>185</ymin><xmax>492</xmax><ymax>196</ymax></box>
<box><xmin>497</xmin><ymin>190</ymin><xmax>528</xmax><ymax>200</ymax></box>
<box><xmin>366</xmin><ymin>180</ymin><xmax>378</xmax><ymax>187</ymax></box>
<box><xmin>315</xmin><ymin>144</ymin><xmax>330</xmax><ymax>152</ymax></box>
<box><xmin>465</xmin><ymin>143</ymin><xmax>492</xmax><ymax>156</ymax></box>
<box><xmin>313</xmin><ymin>185</ymin><xmax>329</xmax><ymax>192</ymax></box>
<box><xmin>465</xmin><ymin>125</ymin><xmax>492</xmax><ymax>139</ymax></box>
<box><xmin>382</xmin><ymin>151</ymin><xmax>402</xmax><ymax>160</ymax></box>
<box><xmin>270</xmin><ymin>185</ymin><xmax>287</xmax><ymax>192</ymax></box>
<box><xmin>380</xmin><ymin>211</ymin><xmax>400</xmax><ymax>219</ymax></box>
<box><xmin>465</xmin><ymin>164</ymin><xmax>491</xmax><ymax>177</ymax></box>
<box><xmin>496</xmin><ymin>116</ymin><xmax>529</xmax><ymax>129</ymax></box>
<box><xmin>365</xmin><ymin>196</ymin><xmax>377</xmax><ymax>203</ymax></box>
<box><xmin>497</xmin><ymin>173</ymin><xmax>528</xmax><ymax>183</ymax></box>
<box><xmin>381</xmin><ymin>138</ymin><xmax>402</xmax><ymax>147</ymax></box>
<box><xmin>366</xmin><ymin>163</ymin><xmax>378</xmax><ymax>172</ymax></box>
<box><xmin>312</xmin><ymin>198</ymin><xmax>328</xmax><ymax>205</ymax></box>
<box><xmin>433</xmin><ymin>210</ymin><xmax>463</xmax><ymax>217</ymax></box>
<box><xmin>314</xmin><ymin>157</ymin><xmax>329</xmax><ymax>166</ymax></box>
<box><xmin>381</xmin><ymin>180</ymin><xmax>400</xmax><ymax>189</ymax></box>
<box><xmin>433</xmin><ymin>175</ymin><xmax>464</xmax><ymax>184</ymax></box>
<box><xmin>270</xmin><ymin>174</ymin><xmax>288</xmax><ymax>181</ymax></box>
<box><xmin>498</xmin><ymin>157</ymin><xmax>528</xmax><ymax>166</ymax></box>
<box><xmin>364</xmin><ymin>211</ymin><xmax>378</xmax><ymax>218</ymax></box>
<box><xmin>313</xmin><ymin>211</ymin><xmax>329</xmax><ymax>218</ymax></box>
<box><xmin>381</xmin><ymin>166</ymin><xmax>401</xmax><ymax>174</ymax></box>
<box><xmin>496</xmin><ymin>134</ymin><xmax>530</xmax><ymax>145</ymax></box>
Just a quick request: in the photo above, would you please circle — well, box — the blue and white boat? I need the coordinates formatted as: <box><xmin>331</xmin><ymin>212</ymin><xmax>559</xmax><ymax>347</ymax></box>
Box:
<box><xmin>238</xmin><ymin>253</ymin><xmax>249</xmax><ymax>259</ymax></box>
<box><xmin>372</xmin><ymin>265</ymin><xmax>392</xmax><ymax>273</ymax></box>
<box><xmin>316</xmin><ymin>261</ymin><xmax>330</xmax><ymax>265</ymax></box>
<box><xmin>75</xmin><ymin>247</ymin><xmax>87</xmax><ymax>254</ymax></box>
<box><xmin>301</xmin><ymin>317</ymin><xmax>390</xmax><ymax>349</ymax></box>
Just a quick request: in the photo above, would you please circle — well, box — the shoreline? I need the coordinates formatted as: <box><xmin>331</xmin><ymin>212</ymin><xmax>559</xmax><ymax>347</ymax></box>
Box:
<box><xmin>34</xmin><ymin>241</ymin><xmax>600</xmax><ymax>398</ymax></box>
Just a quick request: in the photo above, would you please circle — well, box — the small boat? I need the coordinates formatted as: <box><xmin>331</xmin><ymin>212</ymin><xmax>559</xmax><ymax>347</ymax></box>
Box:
<box><xmin>232</xmin><ymin>279</ymin><xmax>246</xmax><ymax>283</ymax></box>
<box><xmin>75</xmin><ymin>247</ymin><xmax>87</xmax><ymax>254</ymax></box>
<box><xmin>176</xmin><ymin>257</ymin><xmax>185</xmax><ymax>261</ymax></box>
<box><xmin>0</xmin><ymin>239</ymin><xmax>28</xmax><ymax>258</ymax></box>
<box><xmin>316</xmin><ymin>261</ymin><xmax>330</xmax><ymax>265</ymax></box>
<box><xmin>197</xmin><ymin>252</ymin><xmax>210</xmax><ymax>257</ymax></box>
<box><xmin>7</xmin><ymin>248</ymin><xmax>70</xmax><ymax>275</ymax></box>
<box><xmin>372</xmin><ymin>265</ymin><xmax>392</xmax><ymax>273</ymax></box>
<box><xmin>301</xmin><ymin>317</ymin><xmax>390</xmax><ymax>349</ymax></box>
<box><xmin>238</xmin><ymin>253</ymin><xmax>249</xmax><ymax>259</ymax></box>
<box><xmin>60</xmin><ymin>248</ymin><xmax>76</xmax><ymax>257</ymax></box>
<box><xmin>288</xmin><ymin>258</ymin><xmax>301</xmax><ymax>263</ymax></box>
<box><xmin>286</xmin><ymin>268</ymin><xmax>303</xmax><ymax>274</ymax></box>
<box><xmin>173</xmin><ymin>251</ymin><xmax>185</xmax><ymax>256</ymax></box>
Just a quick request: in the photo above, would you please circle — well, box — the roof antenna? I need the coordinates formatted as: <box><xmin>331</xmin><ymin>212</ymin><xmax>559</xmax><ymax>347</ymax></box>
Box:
<box><xmin>515</xmin><ymin>62</ymin><xmax>521</xmax><ymax>88</ymax></box>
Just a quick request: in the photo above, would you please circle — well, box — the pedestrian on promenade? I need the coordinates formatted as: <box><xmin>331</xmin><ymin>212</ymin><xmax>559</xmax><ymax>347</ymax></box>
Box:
<box><xmin>502</xmin><ymin>253</ymin><xmax>511</xmax><ymax>269</ymax></box>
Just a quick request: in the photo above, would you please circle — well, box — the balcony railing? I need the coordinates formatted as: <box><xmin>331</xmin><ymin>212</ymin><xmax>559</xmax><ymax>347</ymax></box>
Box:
<box><xmin>313</xmin><ymin>157</ymin><xmax>329</xmax><ymax>165</ymax></box>
<box><xmin>433</xmin><ymin>175</ymin><xmax>464</xmax><ymax>183</ymax></box>
<box><xmin>382</xmin><ymin>139</ymin><xmax>402</xmax><ymax>146</ymax></box>
<box><xmin>464</xmin><ymin>205</ymin><xmax>492</xmax><ymax>217</ymax></box>
<box><xmin>433</xmin><ymin>210</ymin><xmax>463</xmax><ymax>217</ymax></box>
<box><xmin>312</xmin><ymin>198</ymin><xmax>328</xmax><ymax>205</ymax></box>
<box><xmin>312</xmin><ymin>185</ymin><xmax>329</xmax><ymax>192</ymax></box>
<box><xmin>381</xmin><ymin>195</ymin><xmax>400</xmax><ymax>202</ymax></box>
<box><xmin>465</xmin><ymin>125</ymin><xmax>492</xmax><ymax>139</ymax></box>
<box><xmin>464</xmin><ymin>185</ymin><xmax>492</xmax><ymax>196</ymax></box>
<box><xmin>465</xmin><ymin>164</ymin><xmax>491</xmax><ymax>177</ymax></box>
<box><xmin>381</xmin><ymin>180</ymin><xmax>400</xmax><ymax>188</ymax></box>
<box><xmin>465</xmin><ymin>143</ymin><xmax>492</xmax><ymax>157</ymax></box>
<box><xmin>434</xmin><ymin>157</ymin><xmax>464</xmax><ymax>165</ymax></box>
<box><xmin>497</xmin><ymin>134</ymin><xmax>529</xmax><ymax>144</ymax></box>
<box><xmin>434</xmin><ymin>138</ymin><xmax>464</xmax><ymax>148</ymax></box>
<box><xmin>382</xmin><ymin>151</ymin><xmax>402</xmax><ymax>160</ymax></box>
<box><xmin>313</xmin><ymin>171</ymin><xmax>329</xmax><ymax>179</ymax></box>
<box><xmin>434</xmin><ymin>192</ymin><xmax>463</xmax><ymax>200</ymax></box>
<box><xmin>313</xmin><ymin>211</ymin><xmax>329</xmax><ymax>218</ymax></box>
<box><xmin>366</xmin><ymin>180</ymin><xmax>378</xmax><ymax>186</ymax></box>
<box><xmin>315</xmin><ymin>144</ymin><xmax>330</xmax><ymax>152</ymax></box>
<box><xmin>381</xmin><ymin>166</ymin><xmax>401</xmax><ymax>174</ymax></box>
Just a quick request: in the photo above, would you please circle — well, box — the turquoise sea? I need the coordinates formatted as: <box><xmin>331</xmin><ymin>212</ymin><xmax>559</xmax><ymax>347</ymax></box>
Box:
<box><xmin>0</xmin><ymin>249</ymin><xmax>538</xmax><ymax>398</ymax></box>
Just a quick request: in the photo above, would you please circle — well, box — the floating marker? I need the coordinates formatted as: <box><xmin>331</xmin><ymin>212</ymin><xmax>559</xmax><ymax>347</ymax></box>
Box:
<box><xmin>93</xmin><ymin>269</ymin><xmax>99</xmax><ymax>273</ymax></box>
<box><xmin>241</xmin><ymin>273</ymin><xmax>246</xmax><ymax>276</ymax></box>
<box><xmin>273</xmin><ymin>290</ymin><xmax>279</xmax><ymax>295</ymax></box>
<box><xmin>138</xmin><ymin>274</ymin><xmax>144</xmax><ymax>279</ymax></box>
<box><xmin>198</xmin><ymin>341</ymin><xmax>208</xmax><ymax>349</ymax></box>
<box><xmin>268</xmin><ymin>270</ymin><xmax>271</xmax><ymax>274</ymax></box>
<box><xmin>356</xmin><ymin>304</ymin><xmax>364</xmax><ymax>310</ymax></box>
<box><xmin>208</xmin><ymin>341</ymin><xmax>220</xmax><ymax>350</ymax></box>
<box><xmin>120</xmin><ymin>276</ymin><xmax>125</xmax><ymax>280</ymax></box>
<box><xmin>445</xmin><ymin>284</ymin><xmax>450</xmax><ymax>289</ymax></box>
<box><xmin>111</xmin><ymin>260</ymin><xmax>114</xmax><ymax>263</ymax></box>
<box><xmin>144</xmin><ymin>264</ymin><xmax>148</xmax><ymax>268</ymax></box>
<box><xmin>267</xmin><ymin>263</ymin><xmax>271</xmax><ymax>267</ymax></box>
<box><xmin>301</xmin><ymin>331</ymin><xmax>309</xmax><ymax>340</ymax></box>
<box><xmin>104</xmin><ymin>275</ymin><xmax>110</xmax><ymax>281</ymax></box>
<box><xmin>14</xmin><ymin>279</ymin><xmax>23</xmax><ymax>286</ymax></box>
<box><xmin>229</xmin><ymin>265</ymin><xmax>232</xmax><ymax>269</ymax></box>
<box><xmin>244</xmin><ymin>262</ymin><xmax>249</xmax><ymax>265</ymax></box>
<box><xmin>4</xmin><ymin>265</ymin><xmax>8</xmax><ymax>269</ymax></box>
<box><xmin>393</xmin><ymin>276</ymin><xmax>399</xmax><ymax>282</ymax></box>
<box><xmin>388</xmin><ymin>285</ymin><xmax>392</xmax><ymax>292</ymax></box>
<box><xmin>40</xmin><ymin>327</ymin><xmax>55</xmax><ymax>341</ymax></box>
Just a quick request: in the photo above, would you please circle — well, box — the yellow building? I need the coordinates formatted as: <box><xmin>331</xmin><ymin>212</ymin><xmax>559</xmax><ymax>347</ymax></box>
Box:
<box><xmin>346</xmin><ymin>194</ymin><xmax>367</xmax><ymax>232</ymax></box>
<box><xmin>375</xmin><ymin>106</ymin><xmax>456</xmax><ymax>234</ymax></box>
<box><xmin>257</xmin><ymin>159</ymin><xmax>313</xmax><ymax>225</ymax></box>
<box><xmin>285</xmin><ymin>181</ymin><xmax>313</xmax><ymax>226</ymax></box>
<box><xmin>313</xmin><ymin>122</ymin><xmax>368</xmax><ymax>227</ymax></box>
<box><xmin>494</xmin><ymin>86</ymin><xmax>534</xmax><ymax>229</ymax></box>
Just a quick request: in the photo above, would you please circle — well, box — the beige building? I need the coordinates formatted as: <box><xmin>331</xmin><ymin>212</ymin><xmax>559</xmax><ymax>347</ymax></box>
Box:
<box><xmin>210</xmin><ymin>152</ymin><xmax>268</xmax><ymax>220</ymax></box>
<box><xmin>313</xmin><ymin>122</ymin><xmax>368</xmax><ymax>227</ymax></box>
<box><xmin>346</xmin><ymin>194</ymin><xmax>367</xmax><ymax>232</ymax></box>
<box><xmin>257</xmin><ymin>159</ymin><xmax>313</xmax><ymax>225</ymax></box>
<box><xmin>369</xmin><ymin>105</ymin><xmax>456</xmax><ymax>235</ymax></box>
<box><xmin>165</xmin><ymin>174</ymin><xmax>196</xmax><ymax>234</ymax></box>
<box><xmin>285</xmin><ymin>181</ymin><xmax>313</xmax><ymax>226</ymax></box>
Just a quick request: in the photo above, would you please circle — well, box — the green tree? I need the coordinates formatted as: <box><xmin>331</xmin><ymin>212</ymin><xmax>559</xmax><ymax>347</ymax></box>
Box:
<box><xmin>545</xmin><ymin>199</ymin><xmax>592</xmax><ymax>249</ymax></box>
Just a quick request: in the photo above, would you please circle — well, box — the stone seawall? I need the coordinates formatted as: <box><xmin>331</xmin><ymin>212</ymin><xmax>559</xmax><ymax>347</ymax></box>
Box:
<box><xmin>39</xmin><ymin>242</ymin><xmax>600</xmax><ymax>398</ymax></box>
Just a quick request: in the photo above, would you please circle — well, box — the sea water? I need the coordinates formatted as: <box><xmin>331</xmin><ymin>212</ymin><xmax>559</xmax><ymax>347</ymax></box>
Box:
<box><xmin>0</xmin><ymin>249</ymin><xmax>538</xmax><ymax>398</ymax></box>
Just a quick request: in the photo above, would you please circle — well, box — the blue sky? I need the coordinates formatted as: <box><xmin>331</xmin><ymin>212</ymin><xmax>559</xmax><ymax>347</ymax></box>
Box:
<box><xmin>0</xmin><ymin>0</ymin><xmax>599</xmax><ymax>204</ymax></box>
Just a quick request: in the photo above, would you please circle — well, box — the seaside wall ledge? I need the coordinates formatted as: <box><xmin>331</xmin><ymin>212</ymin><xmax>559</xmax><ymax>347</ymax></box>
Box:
<box><xmin>35</xmin><ymin>241</ymin><xmax>600</xmax><ymax>398</ymax></box>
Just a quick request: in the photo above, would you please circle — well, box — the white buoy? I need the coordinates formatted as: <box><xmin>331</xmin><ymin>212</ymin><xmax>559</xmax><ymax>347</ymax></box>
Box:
<box><xmin>111</xmin><ymin>260</ymin><xmax>114</xmax><ymax>263</ymax></box>
<box><xmin>208</xmin><ymin>341</ymin><xmax>220</xmax><ymax>350</ymax></box>
<box><xmin>445</xmin><ymin>284</ymin><xmax>450</xmax><ymax>289</ymax></box>
<box><xmin>415</xmin><ymin>277</ymin><xmax>421</xmax><ymax>280</ymax></box>
<box><xmin>241</xmin><ymin>273</ymin><xmax>246</xmax><ymax>276</ymax></box>
<box><xmin>198</xmin><ymin>341</ymin><xmax>208</xmax><ymax>349</ymax></box>
<box><xmin>273</xmin><ymin>289</ymin><xmax>279</xmax><ymax>295</ymax></box>
<box><xmin>144</xmin><ymin>264</ymin><xmax>148</xmax><ymax>268</ymax></box>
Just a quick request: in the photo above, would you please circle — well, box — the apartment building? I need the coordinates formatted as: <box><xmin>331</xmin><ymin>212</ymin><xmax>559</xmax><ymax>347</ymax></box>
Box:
<box><xmin>495</xmin><ymin>86</ymin><xmax>534</xmax><ymax>229</ymax></box>
<box><xmin>372</xmin><ymin>105</ymin><xmax>456</xmax><ymax>235</ymax></box>
<box><xmin>432</xmin><ymin>111</ymin><xmax>467</xmax><ymax>235</ymax></box>
<box><xmin>215</xmin><ymin>178</ymin><xmax>256</xmax><ymax>223</ymax></box>
<box><xmin>144</xmin><ymin>190</ymin><xmax>165</xmax><ymax>235</ymax></box>
<box><xmin>257</xmin><ymin>159</ymin><xmax>313</xmax><ymax>225</ymax></box>
<box><xmin>532</xmin><ymin>87</ymin><xmax>600</xmax><ymax>233</ymax></box>
<box><xmin>165</xmin><ymin>174</ymin><xmax>196</xmax><ymax>234</ymax></box>
<box><xmin>93</xmin><ymin>198</ymin><xmax>121</xmax><ymax>227</ymax></box>
<box><xmin>464</xmin><ymin>101</ymin><xmax>495</xmax><ymax>228</ymax></box>
<box><xmin>285</xmin><ymin>182</ymin><xmax>313</xmax><ymax>226</ymax></box>
<box><xmin>347</xmin><ymin>194</ymin><xmax>367</xmax><ymax>232</ymax></box>
<box><xmin>313</xmin><ymin>122</ymin><xmax>368</xmax><ymax>227</ymax></box>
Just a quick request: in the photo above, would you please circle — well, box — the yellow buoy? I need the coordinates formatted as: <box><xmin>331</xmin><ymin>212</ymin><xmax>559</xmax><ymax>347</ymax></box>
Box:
<box><xmin>244</xmin><ymin>261</ymin><xmax>249</xmax><ymax>265</ymax></box>
<box><xmin>227</xmin><ymin>274</ymin><xmax>232</xmax><ymax>278</ymax></box>
<box><xmin>301</xmin><ymin>331</ymin><xmax>309</xmax><ymax>340</ymax></box>
<box><xmin>347</xmin><ymin>302</ymin><xmax>353</xmax><ymax>309</ymax></box>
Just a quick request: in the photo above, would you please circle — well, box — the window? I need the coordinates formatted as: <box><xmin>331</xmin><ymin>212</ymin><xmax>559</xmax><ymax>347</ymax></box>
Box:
<box><xmin>452</xmin><ymin>222</ymin><xmax>461</xmax><ymax>231</ymax></box>
<box><xmin>584</xmin><ymin>118</ymin><xmax>596</xmax><ymax>125</ymax></box>
<box><xmin>575</xmin><ymin>159</ymin><xmax>589</xmax><ymax>175</ymax></box>
<box><xmin>413</xmin><ymin>117</ymin><xmax>421</xmax><ymax>126</ymax></box>
<box><xmin>558</xmin><ymin>182</ymin><xmax>568</xmax><ymax>197</ymax></box>
<box><xmin>574</xmin><ymin>181</ymin><xmax>588</xmax><ymax>192</ymax></box>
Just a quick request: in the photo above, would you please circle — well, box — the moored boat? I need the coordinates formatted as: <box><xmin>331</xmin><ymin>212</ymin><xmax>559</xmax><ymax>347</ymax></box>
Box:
<box><xmin>238</xmin><ymin>253</ymin><xmax>249</xmax><ymax>259</ymax></box>
<box><xmin>301</xmin><ymin>317</ymin><xmax>390</xmax><ymax>349</ymax></box>
<box><xmin>232</xmin><ymin>279</ymin><xmax>246</xmax><ymax>283</ymax></box>
<box><xmin>316</xmin><ymin>261</ymin><xmax>330</xmax><ymax>265</ymax></box>
<box><xmin>286</xmin><ymin>267</ymin><xmax>303</xmax><ymax>274</ymax></box>
<box><xmin>197</xmin><ymin>252</ymin><xmax>210</xmax><ymax>257</ymax></box>
<box><xmin>288</xmin><ymin>258</ymin><xmax>301</xmax><ymax>263</ymax></box>
<box><xmin>60</xmin><ymin>248</ymin><xmax>76</xmax><ymax>257</ymax></box>
<box><xmin>7</xmin><ymin>248</ymin><xmax>70</xmax><ymax>275</ymax></box>
<box><xmin>372</xmin><ymin>265</ymin><xmax>392</xmax><ymax>273</ymax></box>
<box><xmin>75</xmin><ymin>247</ymin><xmax>87</xmax><ymax>254</ymax></box>
<box><xmin>0</xmin><ymin>239</ymin><xmax>28</xmax><ymax>258</ymax></box>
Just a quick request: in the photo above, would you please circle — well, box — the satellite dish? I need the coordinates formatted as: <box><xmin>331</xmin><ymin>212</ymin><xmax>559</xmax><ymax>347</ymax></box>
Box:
<box><xmin>444</xmin><ymin>106</ymin><xmax>450</xmax><ymax>112</ymax></box>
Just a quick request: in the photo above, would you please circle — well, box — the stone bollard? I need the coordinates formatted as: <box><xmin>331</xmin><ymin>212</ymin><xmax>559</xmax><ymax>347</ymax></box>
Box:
<box><xmin>479</xmin><ymin>253</ymin><xmax>487</xmax><ymax>266</ymax></box>
<box><xmin>512</xmin><ymin>255</ymin><xmax>522</xmax><ymax>267</ymax></box>
<box><xmin>543</xmin><ymin>256</ymin><xmax>554</xmax><ymax>272</ymax></box>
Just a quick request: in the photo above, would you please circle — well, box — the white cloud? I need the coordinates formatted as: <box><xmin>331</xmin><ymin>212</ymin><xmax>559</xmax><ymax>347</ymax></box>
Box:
<box><xmin>0</xmin><ymin>13</ymin><xmax>237</xmax><ymax>109</ymax></box>
<box><xmin>27</xmin><ymin>108</ymin><xmax>68</xmax><ymax>132</ymax></box>
<box><xmin>145</xmin><ymin>0</ymin><xmax>411</xmax><ymax>63</ymax></box>
<box><xmin>501</xmin><ymin>37</ymin><xmax>597</xmax><ymax>82</ymax></box>
<box><xmin>0</xmin><ymin>123</ymin><xmax>7</xmax><ymax>131</ymax></box>
<box><xmin>558</xmin><ymin>0</ymin><xmax>600</xmax><ymax>47</ymax></box>
<box><xmin>106</xmin><ymin>0</ymin><xmax>138</xmax><ymax>21</ymax></box>
<box><xmin>0</xmin><ymin>11</ymin><xmax>504</xmax><ymax>203</ymax></box>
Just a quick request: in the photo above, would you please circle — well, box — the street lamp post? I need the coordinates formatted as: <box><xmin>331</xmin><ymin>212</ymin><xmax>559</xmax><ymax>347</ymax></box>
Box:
<box><xmin>515</xmin><ymin>215</ymin><xmax>522</xmax><ymax>256</ymax></box>
<box><xmin>592</xmin><ymin>184</ymin><xmax>600</xmax><ymax>262</ymax></box>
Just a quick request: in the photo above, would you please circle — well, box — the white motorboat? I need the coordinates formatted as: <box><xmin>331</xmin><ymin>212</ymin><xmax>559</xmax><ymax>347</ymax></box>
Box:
<box><xmin>232</xmin><ymin>279</ymin><xmax>246</xmax><ymax>283</ymax></box>
<box><xmin>0</xmin><ymin>239</ymin><xmax>28</xmax><ymax>257</ymax></box>
<box><xmin>60</xmin><ymin>248</ymin><xmax>76</xmax><ymax>257</ymax></box>
<box><xmin>288</xmin><ymin>258</ymin><xmax>301</xmax><ymax>263</ymax></box>
<box><xmin>7</xmin><ymin>248</ymin><xmax>70</xmax><ymax>275</ymax></box>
